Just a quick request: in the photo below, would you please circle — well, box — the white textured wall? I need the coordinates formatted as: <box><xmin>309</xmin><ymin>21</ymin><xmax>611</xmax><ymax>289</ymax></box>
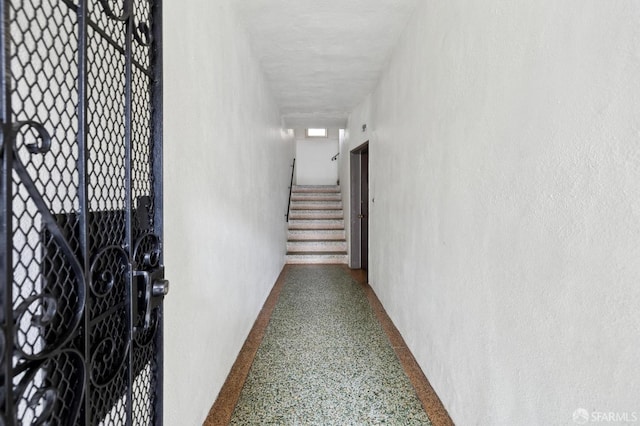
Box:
<box><xmin>163</xmin><ymin>2</ymin><xmax>293</xmax><ymax>424</ymax></box>
<box><xmin>295</xmin><ymin>128</ymin><xmax>339</xmax><ymax>185</ymax></box>
<box><xmin>342</xmin><ymin>1</ymin><xmax>640</xmax><ymax>424</ymax></box>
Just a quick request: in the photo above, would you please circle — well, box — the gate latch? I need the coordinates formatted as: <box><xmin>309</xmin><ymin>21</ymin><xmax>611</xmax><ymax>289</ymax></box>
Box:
<box><xmin>133</xmin><ymin>267</ymin><xmax>169</xmax><ymax>329</ymax></box>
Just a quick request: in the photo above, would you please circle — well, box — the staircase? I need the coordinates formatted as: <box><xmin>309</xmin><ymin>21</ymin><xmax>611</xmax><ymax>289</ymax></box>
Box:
<box><xmin>286</xmin><ymin>185</ymin><xmax>348</xmax><ymax>264</ymax></box>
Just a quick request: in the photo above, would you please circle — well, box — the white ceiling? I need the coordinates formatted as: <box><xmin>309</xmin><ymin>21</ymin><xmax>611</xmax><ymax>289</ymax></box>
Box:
<box><xmin>231</xmin><ymin>0</ymin><xmax>421</xmax><ymax>128</ymax></box>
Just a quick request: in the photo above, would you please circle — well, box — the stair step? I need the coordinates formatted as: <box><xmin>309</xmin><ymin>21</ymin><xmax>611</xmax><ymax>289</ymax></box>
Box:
<box><xmin>286</xmin><ymin>185</ymin><xmax>347</xmax><ymax>265</ymax></box>
<box><xmin>285</xmin><ymin>252</ymin><xmax>348</xmax><ymax>264</ymax></box>
<box><xmin>286</xmin><ymin>240</ymin><xmax>347</xmax><ymax>252</ymax></box>
<box><xmin>292</xmin><ymin>185</ymin><xmax>340</xmax><ymax>193</ymax></box>
<box><xmin>289</xmin><ymin>210</ymin><xmax>343</xmax><ymax>219</ymax></box>
<box><xmin>288</xmin><ymin>219</ymin><xmax>344</xmax><ymax>230</ymax></box>
<box><xmin>287</xmin><ymin>229</ymin><xmax>346</xmax><ymax>240</ymax></box>
<box><xmin>291</xmin><ymin>193</ymin><xmax>341</xmax><ymax>202</ymax></box>
<box><xmin>290</xmin><ymin>201</ymin><xmax>342</xmax><ymax>210</ymax></box>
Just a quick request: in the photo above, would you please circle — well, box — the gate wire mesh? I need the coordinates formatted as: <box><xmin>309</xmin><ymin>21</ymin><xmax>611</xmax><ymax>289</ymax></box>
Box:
<box><xmin>1</xmin><ymin>0</ymin><xmax>163</xmax><ymax>424</ymax></box>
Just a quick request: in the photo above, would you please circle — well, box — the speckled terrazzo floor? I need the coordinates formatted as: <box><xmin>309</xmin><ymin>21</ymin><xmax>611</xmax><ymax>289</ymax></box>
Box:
<box><xmin>229</xmin><ymin>265</ymin><xmax>432</xmax><ymax>425</ymax></box>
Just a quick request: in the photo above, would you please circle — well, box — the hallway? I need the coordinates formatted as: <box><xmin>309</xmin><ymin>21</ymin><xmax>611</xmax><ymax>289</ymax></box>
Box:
<box><xmin>0</xmin><ymin>0</ymin><xmax>637</xmax><ymax>423</ymax></box>
<box><xmin>206</xmin><ymin>265</ymin><xmax>450</xmax><ymax>425</ymax></box>
<box><xmin>164</xmin><ymin>1</ymin><xmax>640</xmax><ymax>424</ymax></box>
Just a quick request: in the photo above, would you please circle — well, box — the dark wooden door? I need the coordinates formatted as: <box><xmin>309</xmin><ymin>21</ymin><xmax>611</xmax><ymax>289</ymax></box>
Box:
<box><xmin>361</xmin><ymin>148</ymin><xmax>369</xmax><ymax>270</ymax></box>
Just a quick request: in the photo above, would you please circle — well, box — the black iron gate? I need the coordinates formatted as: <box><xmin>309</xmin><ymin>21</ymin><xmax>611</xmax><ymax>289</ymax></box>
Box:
<box><xmin>0</xmin><ymin>0</ymin><xmax>165</xmax><ymax>424</ymax></box>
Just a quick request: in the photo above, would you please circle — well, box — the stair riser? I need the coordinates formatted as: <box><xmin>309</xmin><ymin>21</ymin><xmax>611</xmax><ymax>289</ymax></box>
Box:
<box><xmin>290</xmin><ymin>201</ymin><xmax>342</xmax><ymax>210</ymax></box>
<box><xmin>287</xmin><ymin>230</ymin><xmax>346</xmax><ymax>240</ymax></box>
<box><xmin>288</xmin><ymin>220</ymin><xmax>344</xmax><ymax>230</ymax></box>
<box><xmin>292</xmin><ymin>186</ymin><xmax>340</xmax><ymax>193</ymax></box>
<box><xmin>291</xmin><ymin>194</ymin><xmax>342</xmax><ymax>202</ymax></box>
<box><xmin>287</xmin><ymin>241</ymin><xmax>348</xmax><ymax>252</ymax></box>
<box><xmin>285</xmin><ymin>254</ymin><xmax>348</xmax><ymax>264</ymax></box>
<box><xmin>289</xmin><ymin>210</ymin><xmax>343</xmax><ymax>219</ymax></box>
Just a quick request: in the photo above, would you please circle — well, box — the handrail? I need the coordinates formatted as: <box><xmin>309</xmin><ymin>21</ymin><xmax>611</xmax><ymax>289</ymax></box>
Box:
<box><xmin>285</xmin><ymin>158</ymin><xmax>295</xmax><ymax>222</ymax></box>
<box><xmin>331</xmin><ymin>152</ymin><xmax>339</xmax><ymax>161</ymax></box>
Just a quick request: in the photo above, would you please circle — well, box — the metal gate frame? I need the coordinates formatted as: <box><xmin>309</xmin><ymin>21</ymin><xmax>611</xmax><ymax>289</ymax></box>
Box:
<box><xmin>0</xmin><ymin>0</ymin><xmax>165</xmax><ymax>424</ymax></box>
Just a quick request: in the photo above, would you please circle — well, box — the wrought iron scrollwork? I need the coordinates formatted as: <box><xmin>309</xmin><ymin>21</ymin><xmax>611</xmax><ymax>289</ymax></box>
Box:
<box><xmin>3</xmin><ymin>0</ymin><xmax>164</xmax><ymax>422</ymax></box>
<box><xmin>90</xmin><ymin>336</ymin><xmax>128</xmax><ymax>388</ymax></box>
<box><xmin>14</xmin><ymin>364</ymin><xmax>54</xmax><ymax>424</ymax></box>
<box><xmin>133</xmin><ymin>21</ymin><xmax>151</xmax><ymax>46</ymax></box>
<box><xmin>97</xmin><ymin>0</ymin><xmax>152</xmax><ymax>47</ymax></box>
<box><xmin>97</xmin><ymin>0</ymin><xmax>131</xmax><ymax>21</ymax></box>
<box><xmin>14</xmin><ymin>350</ymin><xmax>85</xmax><ymax>425</ymax></box>
<box><xmin>89</xmin><ymin>245</ymin><xmax>128</xmax><ymax>297</ymax></box>
<box><xmin>27</xmin><ymin>388</ymin><xmax>57</xmax><ymax>426</ymax></box>
<box><xmin>88</xmin><ymin>245</ymin><xmax>131</xmax><ymax>387</ymax></box>
<box><xmin>134</xmin><ymin>232</ymin><xmax>161</xmax><ymax>269</ymax></box>
<box><xmin>14</xmin><ymin>294</ymin><xmax>58</xmax><ymax>358</ymax></box>
<box><xmin>14</xmin><ymin>121</ymin><xmax>51</xmax><ymax>155</ymax></box>
<box><xmin>10</xmin><ymin>121</ymin><xmax>87</xmax><ymax>360</ymax></box>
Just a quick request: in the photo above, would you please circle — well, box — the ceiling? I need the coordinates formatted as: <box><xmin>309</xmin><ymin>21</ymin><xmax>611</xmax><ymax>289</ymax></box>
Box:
<box><xmin>231</xmin><ymin>0</ymin><xmax>422</xmax><ymax>128</ymax></box>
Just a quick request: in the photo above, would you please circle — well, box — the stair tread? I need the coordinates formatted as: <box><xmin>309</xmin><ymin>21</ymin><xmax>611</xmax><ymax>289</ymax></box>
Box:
<box><xmin>288</xmin><ymin>226</ymin><xmax>344</xmax><ymax>229</ymax></box>
<box><xmin>286</xmin><ymin>251</ymin><xmax>348</xmax><ymax>255</ymax></box>
<box><xmin>292</xmin><ymin>192</ymin><xmax>340</xmax><ymax>195</ymax></box>
<box><xmin>290</xmin><ymin>206</ymin><xmax>342</xmax><ymax>211</ymax></box>
<box><xmin>290</xmin><ymin>212</ymin><xmax>342</xmax><ymax>215</ymax></box>
<box><xmin>288</xmin><ymin>228</ymin><xmax>345</xmax><ymax>231</ymax></box>
<box><xmin>290</xmin><ymin>209</ymin><xmax>343</xmax><ymax>212</ymax></box>
<box><xmin>291</xmin><ymin>205</ymin><xmax>342</xmax><ymax>207</ymax></box>
<box><xmin>291</xmin><ymin>201</ymin><xmax>342</xmax><ymax>204</ymax></box>
<box><xmin>290</xmin><ymin>218</ymin><xmax>343</xmax><ymax>221</ymax></box>
<box><xmin>288</xmin><ymin>221</ymin><xmax>344</xmax><ymax>224</ymax></box>
<box><xmin>288</xmin><ymin>227</ymin><xmax>344</xmax><ymax>230</ymax></box>
<box><xmin>291</xmin><ymin>196</ymin><xmax>340</xmax><ymax>199</ymax></box>
<box><xmin>293</xmin><ymin>186</ymin><xmax>340</xmax><ymax>189</ymax></box>
<box><xmin>290</xmin><ymin>213</ymin><xmax>343</xmax><ymax>216</ymax></box>
<box><xmin>290</xmin><ymin>216</ymin><xmax>343</xmax><ymax>219</ymax></box>
<box><xmin>292</xmin><ymin>192</ymin><xmax>341</xmax><ymax>195</ymax></box>
<box><xmin>287</xmin><ymin>239</ymin><xmax>347</xmax><ymax>242</ymax></box>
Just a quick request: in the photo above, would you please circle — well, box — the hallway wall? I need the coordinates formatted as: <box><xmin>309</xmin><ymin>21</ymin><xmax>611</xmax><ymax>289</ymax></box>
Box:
<box><xmin>163</xmin><ymin>2</ymin><xmax>293</xmax><ymax>424</ymax></box>
<box><xmin>341</xmin><ymin>1</ymin><xmax>640</xmax><ymax>424</ymax></box>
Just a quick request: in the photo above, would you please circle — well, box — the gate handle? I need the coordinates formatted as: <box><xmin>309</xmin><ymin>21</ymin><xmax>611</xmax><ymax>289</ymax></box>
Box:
<box><xmin>153</xmin><ymin>279</ymin><xmax>170</xmax><ymax>297</ymax></box>
<box><xmin>134</xmin><ymin>268</ymin><xmax>168</xmax><ymax>328</ymax></box>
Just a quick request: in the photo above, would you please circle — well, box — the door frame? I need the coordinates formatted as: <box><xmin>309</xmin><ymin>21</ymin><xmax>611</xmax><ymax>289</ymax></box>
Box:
<box><xmin>350</xmin><ymin>141</ymin><xmax>369</xmax><ymax>270</ymax></box>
